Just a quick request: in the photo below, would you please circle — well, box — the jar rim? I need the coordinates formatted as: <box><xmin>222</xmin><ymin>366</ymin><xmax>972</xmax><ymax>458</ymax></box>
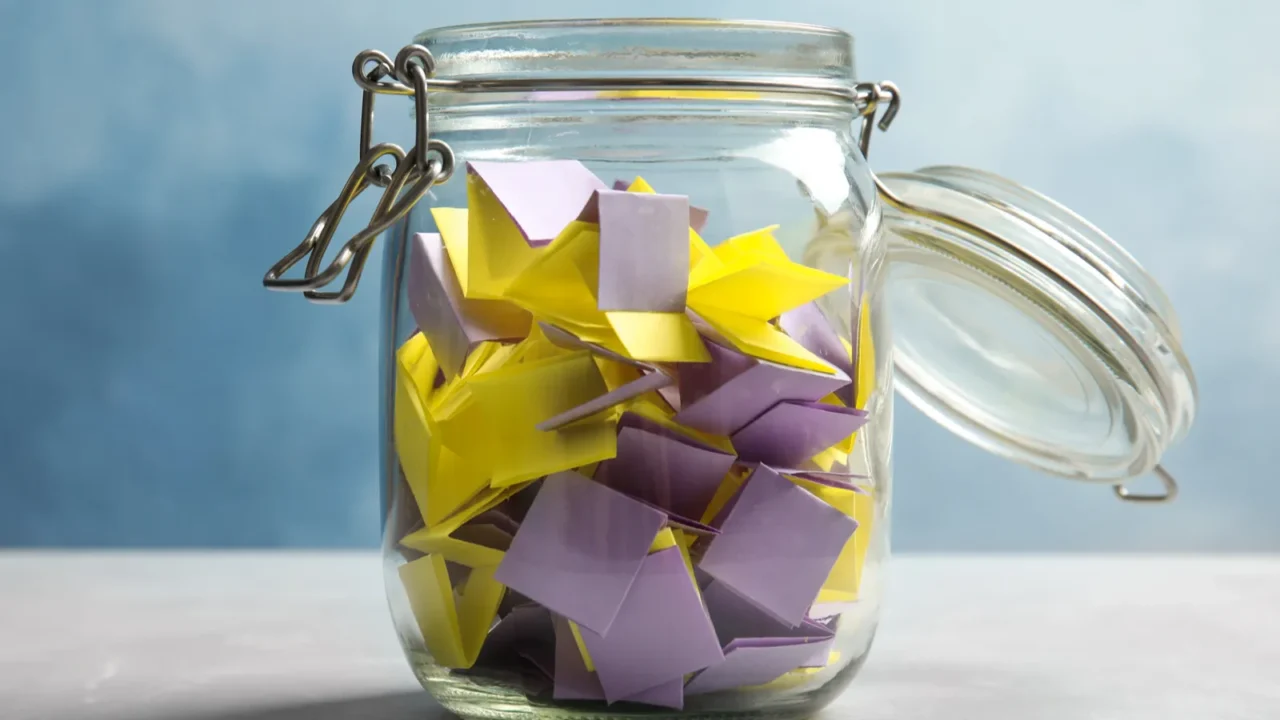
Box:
<box><xmin>419</xmin><ymin>18</ymin><xmax>852</xmax><ymax>43</ymax></box>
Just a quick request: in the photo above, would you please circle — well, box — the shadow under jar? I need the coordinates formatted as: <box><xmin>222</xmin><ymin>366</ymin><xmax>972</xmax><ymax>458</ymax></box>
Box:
<box><xmin>262</xmin><ymin>17</ymin><xmax>1197</xmax><ymax>720</ymax></box>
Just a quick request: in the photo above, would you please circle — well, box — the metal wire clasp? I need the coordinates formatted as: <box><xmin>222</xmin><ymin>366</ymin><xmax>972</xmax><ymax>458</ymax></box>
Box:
<box><xmin>263</xmin><ymin>45</ymin><xmax>455</xmax><ymax>304</ymax></box>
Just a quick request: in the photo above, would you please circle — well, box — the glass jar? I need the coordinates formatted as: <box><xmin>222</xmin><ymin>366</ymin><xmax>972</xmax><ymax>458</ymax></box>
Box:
<box><xmin>263</xmin><ymin>18</ymin><xmax>1197</xmax><ymax>720</ymax></box>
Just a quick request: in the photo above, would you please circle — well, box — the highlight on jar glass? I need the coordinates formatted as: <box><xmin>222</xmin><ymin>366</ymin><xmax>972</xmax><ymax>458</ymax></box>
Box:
<box><xmin>386</xmin><ymin>162</ymin><xmax>883</xmax><ymax>714</ymax></box>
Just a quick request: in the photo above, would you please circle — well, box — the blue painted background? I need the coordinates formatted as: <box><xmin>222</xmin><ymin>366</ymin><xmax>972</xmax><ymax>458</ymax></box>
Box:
<box><xmin>1</xmin><ymin>0</ymin><xmax>1276</xmax><ymax>550</ymax></box>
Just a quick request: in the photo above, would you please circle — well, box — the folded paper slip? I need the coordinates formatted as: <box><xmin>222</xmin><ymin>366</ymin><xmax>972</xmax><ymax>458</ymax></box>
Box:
<box><xmin>407</xmin><ymin>232</ymin><xmax>531</xmax><ymax>380</ymax></box>
<box><xmin>432</xmin><ymin>351</ymin><xmax>620</xmax><ymax>487</ymax></box>
<box><xmin>398</xmin><ymin>555</ymin><xmax>505</xmax><ymax>670</ymax></box>
<box><xmin>732</xmin><ymin>401</ymin><xmax>869</xmax><ymax>468</ymax></box>
<box><xmin>676</xmin><ymin>339</ymin><xmax>850</xmax><ymax>435</ymax></box>
<box><xmin>577</xmin><ymin>189</ymin><xmax>691</xmax><ymax>313</ymax></box>
<box><xmin>494</xmin><ymin>471</ymin><xmax>668</xmax><ymax>635</ymax></box>
<box><xmin>685</xmin><ymin>637</ymin><xmax>825</xmax><ymax>696</ymax></box>
<box><xmin>594</xmin><ymin>424</ymin><xmax>736</xmax><ymax>523</ymax></box>
<box><xmin>553</xmin><ymin>618</ymin><xmax>685</xmax><ymax>709</ymax></box>
<box><xmin>578</xmin><ymin>547</ymin><xmax>724</xmax><ymax>703</ymax></box>
<box><xmin>698</xmin><ymin>466</ymin><xmax>858</xmax><ymax>627</ymax></box>
<box><xmin>461</xmin><ymin>161</ymin><xmax>607</xmax><ymax>299</ymax></box>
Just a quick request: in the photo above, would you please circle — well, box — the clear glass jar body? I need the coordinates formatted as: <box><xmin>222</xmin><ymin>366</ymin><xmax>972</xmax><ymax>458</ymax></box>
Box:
<box><xmin>378</xmin><ymin>21</ymin><xmax>893</xmax><ymax>720</ymax></box>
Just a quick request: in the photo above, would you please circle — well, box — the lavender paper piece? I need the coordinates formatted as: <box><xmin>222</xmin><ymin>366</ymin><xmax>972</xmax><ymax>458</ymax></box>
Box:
<box><xmin>767</xmin><ymin>465</ymin><xmax>870</xmax><ymax>491</ymax></box>
<box><xmin>701</xmin><ymin>580</ymin><xmax>835</xmax><ymax>646</ymax></box>
<box><xmin>655</xmin><ymin>383</ymin><xmax>681</xmax><ymax>411</ymax></box>
<box><xmin>578</xmin><ymin>190</ymin><xmax>690</xmax><ymax>312</ymax></box>
<box><xmin>732</xmin><ymin>401</ymin><xmax>868</xmax><ymax>467</ymax></box>
<box><xmin>476</xmin><ymin>604</ymin><xmax>555</xmax><ymax>677</ymax></box>
<box><xmin>469</xmin><ymin>160</ymin><xmax>607</xmax><ymax>246</ymax></box>
<box><xmin>595</xmin><ymin>424</ymin><xmax>736</xmax><ymax>522</ymax></box>
<box><xmin>689</xmin><ymin>206</ymin><xmax>710</xmax><ymax>234</ymax></box>
<box><xmin>684</xmin><ymin>637</ymin><xmax>819</xmax><ymax>696</ymax></box>
<box><xmin>552</xmin><ymin>620</ymin><xmax>684</xmax><ymax>709</ymax></box>
<box><xmin>675</xmin><ymin>340</ymin><xmax>850</xmax><ymax>435</ymax></box>
<box><xmin>580</xmin><ymin>548</ymin><xmax>724</xmax><ymax>703</ymax></box>
<box><xmin>779</xmin><ymin>302</ymin><xmax>857</xmax><ymax>406</ymax></box>
<box><xmin>610</xmin><ymin>179</ymin><xmax>709</xmax><ymax>232</ymax></box>
<box><xmin>408</xmin><ymin>232</ymin><xmax>532</xmax><ymax>378</ymax></box>
<box><xmin>494</xmin><ymin>472</ymin><xmax>667</xmax><ymax>635</ymax></box>
<box><xmin>698</xmin><ymin>466</ymin><xmax>858</xmax><ymax>627</ymax></box>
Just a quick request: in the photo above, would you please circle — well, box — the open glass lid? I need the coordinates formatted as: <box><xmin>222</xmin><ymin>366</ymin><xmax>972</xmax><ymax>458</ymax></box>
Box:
<box><xmin>877</xmin><ymin>165</ymin><xmax>1198</xmax><ymax>499</ymax></box>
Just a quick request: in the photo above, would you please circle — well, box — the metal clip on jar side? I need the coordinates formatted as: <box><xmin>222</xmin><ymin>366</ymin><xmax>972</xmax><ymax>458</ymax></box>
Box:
<box><xmin>262</xmin><ymin>45</ymin><xmax>455</xmax><ymax>304</ymax></box>
<box><xmin>261</xmin><ymin>44</ymin><xmax>1183</xmax><ymax>504</ymax></box>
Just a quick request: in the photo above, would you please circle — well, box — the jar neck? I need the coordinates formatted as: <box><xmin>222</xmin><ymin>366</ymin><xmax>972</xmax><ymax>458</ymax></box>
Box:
<box><xmin>418</xmin><ymin>18</ymin><xmax>858</xmax><ymax>117</ymax></box>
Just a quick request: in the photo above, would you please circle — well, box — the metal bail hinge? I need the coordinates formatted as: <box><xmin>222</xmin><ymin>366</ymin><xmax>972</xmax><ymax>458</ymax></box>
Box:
<box><xmin>1114</xmin><ymin>465</ymin><xmax>1179</xmax><ymax>504</ymax></box>
<box><xmin>263</xmin><ymin>45</ymin><xmax>455</xmax><ymax>304</ymax></box>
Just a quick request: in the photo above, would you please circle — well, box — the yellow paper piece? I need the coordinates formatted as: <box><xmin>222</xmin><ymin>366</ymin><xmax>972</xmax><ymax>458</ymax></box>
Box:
<box><xmin>457</xmin><ymin>565</ymin><xmax>507</xmax><ymax>666</ymax></box>
<box><xmin>395</xmin><ymin>356</ymin><xmax>435</xmax><ymax>514</ymax></box>
<box><xmin>399</xmin><ymin>555</ymin><xmax>467</xmax><ymax>667</ymax></box>
<box><xmin>421</xmin><ymin>437</ymin><xmax>492</xmax><ymax>527</ymax></box>
<box><xmin>399</xmin><ymin>555</ymin><xmax>508</xmax><ymax>670</ymax></box>
<box><xmin>507</xmin><ymin>324</ymin><xmax>567</xmax><ymax>366</ymax></box>
<box><xmin>505</xmin><ymin>221</ymin><xmax>603</xmax><ymax>324</ymax></box>
<box><xmin>460</xmin><ymin>341</ymin><xmax>503</xmax><ymax>378</ymax></box>
<box><xmin>625</xmin><ymin>177</ymin><xmax>656</xmax><ymax>194</ymax></box>
<box><xmin>605</xmin><ymin>311</ymin><xmax>711</xmax><ymax>363</ymax></box>
<box><xmin>707</xmin><ymin>225</ymin><xmax>787</xmax><ymax>267</ymax></box>
<box><xmin>424</xmin><ymin>481</ymin><xmax>532</xmax><ymax>541</ymax></box>
<box><xmin>689</xmin><ymin>228</ymin><xmax>719</xmax><ymax>272</ymax></box>
<box><xmin>688</xmin><ymin>251</ymin><xmax>846</xmax><ymax>322</ymax></box>
<box><xmin>400</xmin><ymin>529</ymin><xmax>506</xmax><ymax>568</ymax></box>
<box><xmin>444</xmin><ymin>352</ymin><xmax>619</xmax><ymax>486</ymax></box>
<box><xmin>398</xmin><ymin>332</ymin><xmax>430</xmax><ymax>378</ymax></box>
<box><xmin>649</xmin><ymin>527</ymin><xmax>678</xmax><ymax>553</ymax></box>
<box><xmin>847</xmin><ymin>297</ymin><xmax>876</xmax><ymax>410</ymax></box>
<box><xmin>594</xmin><ymin>357</ymin><xmax>643</xmax><ymax>392</ymax></box>
<box><xmin>810</xmin><ymin>446</ymin><xmax>840</xmax><ymax>472</ymax></box>
<box><xmin>815</xmin><ymin>588</ymin><xmax>857</xmax><ymax>604</ymax></box>
<box><xmin>696</xmin><ymin>307</ymin><xmax>834</xmax><ymax>373</ymax></box>
<box><xmin>568</xmin><ymin>621</ymin><xmax>596</xmax><ymax>672</ymax></box>
<box><xmin>466</xmin><ymin>173</ymin><xmax>544</xmax><ymax>299</ymax></box>
<box><xmin>431</xmin><ymin>207</ymin><xmax>471</xmax><ymax>295</ymax></box>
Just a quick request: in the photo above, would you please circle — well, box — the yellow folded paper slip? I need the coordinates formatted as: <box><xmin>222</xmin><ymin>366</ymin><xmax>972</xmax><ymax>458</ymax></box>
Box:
<box><xmin>399</xmin><ymin>555</ymin><xmax>506</xmax><ymax>669</ymax></box>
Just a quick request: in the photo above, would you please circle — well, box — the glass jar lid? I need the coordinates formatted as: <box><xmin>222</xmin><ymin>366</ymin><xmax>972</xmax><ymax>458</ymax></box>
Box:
<box><xmin>878</xmin><ymin>165</ymin><xmax>1197</xmax><ymax>492</ymax></box>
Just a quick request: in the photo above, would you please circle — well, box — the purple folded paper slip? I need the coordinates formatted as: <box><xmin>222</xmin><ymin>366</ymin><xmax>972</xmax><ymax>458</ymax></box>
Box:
<box><xmin>553</xmin><ymin>619</ymin><xmax>684</xmax><ymax>709</ymax></box>
<box><xmin>698</xmin><ymin>466</ymin><xmax>858</xmax><ymax>627</ymax></box>
<box><xmin>675</xmin><ymin>340</ymin><xmax>850</xmax><ymax>436</ymax></box>
<box><xmin>578</xmin><ymin>189</ymin><xmax>690</xmax><ymax>313</ymax></box>
<box><xmin>595</xmin><ymin>424</ymin><xmax>736</xmax><ymax>522</ymax></box>
<box><xmin>494</xmin><ymin>472</ymin><xmax>668</xmax><ymax>635</ymax></box>
<box><xmin>779</xmin><ymin>302</ymin><xmax>858</xmax><ymax>406</ymax></box>
<box><xmin>610</xmin><ymin>179</ymin><xmax>710</xmax><ymax>233</ymax></box>
<box><xmin>476</xmin><ymin>604</ymin><xmax>556</xmax><ymax>678</ymax></box>
<box><xmin>732</xmin><ymin>401</ymin><xmax>869</xmax><ymax>468</ymax></box>
<box><xmin>468</xmin><ymin>160</ymin><xmax>607</xmax><ymax>246</ymax></box>
<box><xmin>407</xmin><ymin>233</ymin><xmax>532</xmax><ymax>379</ymax></box>
<box><xmin>700</xmin><ymin>580</ymin><xmax>835</xmax><ymax>647</ymax></box>
<box><xmin>684</xmin><ymin>637</ymin><xmax>821</xmax><ymax>696</ymax></box>
<box><xmin>580</xmin><ymin>548</ymin><xmax>724</xmax><ymax>703</ymax></box>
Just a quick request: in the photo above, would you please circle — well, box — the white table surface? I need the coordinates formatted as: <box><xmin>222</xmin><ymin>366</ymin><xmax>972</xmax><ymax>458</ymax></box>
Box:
<box><xmin>1</xmin><ymin>553</ymin><xmax>1276</xmax><ymax>720</ymax></box>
